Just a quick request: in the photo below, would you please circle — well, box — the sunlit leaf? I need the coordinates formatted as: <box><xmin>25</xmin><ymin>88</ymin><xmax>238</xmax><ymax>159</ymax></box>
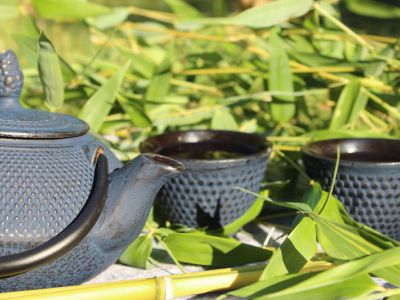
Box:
<box><xmin>260</xmin><ymin>216</ymin><xmax>317</xmax><ymax>280</ymax></box>
<box><xmin>163</xmin><ymin>232</ymin><xmax>272</xmax><ymax>267</ymax></box>
<box><xmin>37</xmin><ymin>32</ymin><xmax>64</xmax><ymax>110</ymax></box>
<box><xmin>230</xmin><ymin>273</ymin><xmax>377</xmax><ymax>300</ymax></box>
<box><xmin>119</xmin><ymin>234</ymin><xmax>153</xmax><ymax>269</ymax></box>
<box><xmin>178</xmin><ymin>0</ymin><xmax>314</xmax><ymax>29</ymax></box>
<box><xmin>164</xmin><ymin>0</ymin><xmax>202</xmax><ymax>18</ymax></box>
<box><xmin>79</xmin><ymin>61</ymin><xmax>130</xmax><ymax>132</ymax></box>
<box><xmin>87</xmin><ymin>7</ymin><xmax>130</xmax><ymax>29</ymax></box>
<box><xmin>32</xmin><ymin>0</ymin><xmax>110</xmax><ymax>20</ymax></box>
<box><xmin>219</xmin><ymin>191</ymin><xmax>267</xmax><ymax>235</ymax></box>
<box><xmin>211</xmin><ymin>107</ymin><xmax>238</xmax><ymax>130</ymax></box>
<box><xmin>0</xmin><ymin>0</ymin><xmax>19</xmax><ymax>21</ymax></box>
<box><xmin>329</xmin><ymin>80</ymin><xmax>363</xmax><ymax>129</ymax></box>
<box><xmin>268</xmin><ymin>27</ymin><xmax>295</xmax><ymax>123</ymax></box>
<box><xmin>345</xmin><ymin>0</ymin><xmax>400</xmax><ymax>18</ymax></box>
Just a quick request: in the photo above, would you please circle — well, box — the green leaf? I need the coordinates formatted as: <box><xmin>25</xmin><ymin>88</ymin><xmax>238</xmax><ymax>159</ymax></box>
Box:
<box><xmin>219</xmin><ymin>190</ymin><xmax>267</xmax><ymax>235</ymax></box>
<box><xmin>329</xmin><ymin>80</ymin><xmax>364</xmax><ymax>129</ymax></box>
<box><xmin>13</xmin><ymin>34</ymin><xmax>38</xmax><ymax>67</ymax></box>
<box><xmin>307</xmin><ymin>129</ymin><xmax>392</xmax><ymax>141</ymax></box>
<box><xmin>119</xmin><ymin>234</ymin><xmax>153</xmax><ymax>269</ymax></box>
<box><xmin>289</xmin><ymin>51</ymin><xmax>353</xmax><ymax>67</ymax></box>
<box><xmin>163</xmin><ymin>232</ymin><xmax>272</xmax><ymax>267</ymax></box>
<box><xmin>261</xmin><ymin>247</ymin><xmax>400</xmax><ymax>299</ymax></box>
<box><xmin>32</xmin><ymin>0</ymin><xmax>110</xmax><ymax>20</ymax></box>
<box><xmin>268</xmin><ymin>27</ymin><xmax>295</xmax><ymax>123</ymax></box>
<box><xmin>237</xmin><ymin>188</ymin><xmax>312</xmax><ymax>212</ymax></box>
<box><xmin>0</xmin><ymin>0</ymin><xmax>18</xmax><ymax>21</ymax></box>
<box><xmin>211</xmin><ymin>107</ymin><xmax>238</xmax><ymax>130</ymax></box>
<box><xmin>365</xmin><ymin>46</ymin><xmax>394</xmax><ymax>77</ymax></box>
<box><xmin>37</xmin><ymin>32</ymin><xmax>64</xmax><ymax>111</ymax></box>
<box><xmin>345</xmin><ymin>0</ymin><xmax>400</xmax><ymax>19</ymax></box>
<box><xmin>87</xmin><ymin>7</ymin><xmax>129</xmax><ymax>29</ymax></box>
<box><xmin>164</xmin><ymin>0</ymin><xmax>202</xmax><ymax>18</ymax></box>
<box><xmin>313</xmin><ymin>215</ymin><xmax>382</xmax><ymax>260</ymax></box>
<box><xmin>260</xmin><ymin>216</ymin><xmax>317</xmax><ymax>280</ymax></box>
<box><xmin>179</xmin><ymin>0</ymin><xmax>313</xmax><ymax>29</ymax></box>
<box><xmin>147</xmin><ymin>104</ymin><xmax>214</xmax><ymax>127</ymax></box>
<box><xmin>79</xmin><ymin>61</ymin><xmax>130</xmax><ymax>132</ymax></box>
<box><xmin>145</xmin><ymin>58</ymin><xmax>171</xmax><ymax>103</ymax></box>
<box><xmin>230</xmin><ymin>273</ymin><xmax>377</xmax><ymax>300</ymax></box>
<box><xmin>117</xmin><ymin>96</ymin><xmax>151</xmax><ymax>128</ymax></box>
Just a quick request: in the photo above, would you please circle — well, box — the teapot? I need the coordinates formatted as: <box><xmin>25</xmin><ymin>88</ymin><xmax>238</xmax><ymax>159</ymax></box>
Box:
<box><xmin>0</xmin><ymin>50</ymin><xmax>183</xmax><ymax>291</ymax></box>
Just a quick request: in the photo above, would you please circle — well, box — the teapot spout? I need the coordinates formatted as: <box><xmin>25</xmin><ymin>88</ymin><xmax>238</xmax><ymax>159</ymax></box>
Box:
<box><xmin>92</xmin><ymin>153</ymin><xmax>183</xmax><ymax>252</ymax></box>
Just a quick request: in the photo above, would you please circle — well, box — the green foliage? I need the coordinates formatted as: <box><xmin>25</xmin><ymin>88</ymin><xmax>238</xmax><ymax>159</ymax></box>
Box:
<box><xmin>163</xmin><ymin>232</ymin><xmax>271</xmax><ymax>267</ymax></box>
<box><xmin>32</xmin><ymin>0</ymin><xmax>110</xmax><ymax>20</ymax></box>
<box><xmin>0</xmin><ymin>0</ymin><xmax>18</xmax><ymax>21</ymax></box>
<box><xmin>79</xmin><ymin>61</ymin><xmax>130</xmax><ymax>132</ymax></box>
<box><xmin>37</xmin><ymin>32</ymin><xmax>64</xmax><ymax>111</ymax></box>
<box><xmin>119</xmin><ymin>234</ymin><xmax>153</xmax><ymax>269</ymax></box>
<box><xmin>268</xmin><ymin>27</ymin><xmax>295</xmax><ymax>123</ymax></box>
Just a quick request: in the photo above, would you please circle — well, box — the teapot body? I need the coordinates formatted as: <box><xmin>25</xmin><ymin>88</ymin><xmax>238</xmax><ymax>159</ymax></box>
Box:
<box><xmin>0</xmin><ymin>134</ymin><xmax>122</xmax><ymax>291</ymax></box>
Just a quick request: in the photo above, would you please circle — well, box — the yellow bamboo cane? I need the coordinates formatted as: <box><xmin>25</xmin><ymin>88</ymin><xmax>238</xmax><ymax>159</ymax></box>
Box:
<box><xmin>0</xmin><ymin>262</ymin><xmax>332</xmax><ymax>300</ymax></box>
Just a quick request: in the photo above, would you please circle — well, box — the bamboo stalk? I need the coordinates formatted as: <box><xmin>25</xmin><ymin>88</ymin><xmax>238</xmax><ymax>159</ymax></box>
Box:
<box><xmin>0</xmin><ymin>262</ymin><xmax>332</xmax><ymax>300</ymax></box>
<box><xmin>313</xmin><ymin>3</ymin><xmax>373</xmax><ymax>51</ymax></box>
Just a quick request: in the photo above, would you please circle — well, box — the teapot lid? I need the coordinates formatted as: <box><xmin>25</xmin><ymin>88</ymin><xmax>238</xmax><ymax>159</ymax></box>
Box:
<box><xmin>0</xmin><ymin>50</ymin><xmax>89</xmax><ymax>139</ymax></box>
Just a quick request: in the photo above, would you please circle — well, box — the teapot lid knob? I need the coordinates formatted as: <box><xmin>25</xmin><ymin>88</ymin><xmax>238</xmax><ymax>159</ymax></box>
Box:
<box><xmin>0</xmin><ymin>50</ymin><xmax>89</xmax><ymax>139</ymax></box>
<box><xmin>0</xmin><ymin>50</ymin><xmax>23</xmax><ymax>103</ymax></box>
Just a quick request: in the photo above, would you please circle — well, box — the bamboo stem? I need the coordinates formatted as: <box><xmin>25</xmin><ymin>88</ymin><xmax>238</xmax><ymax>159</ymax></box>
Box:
<box><xmin>313</xmin><ymin>3</ymin><xmax>373</xmax><ymax>51</ymax></box>
<box><xmin>0</xmin><ymin>262</ymin><xmax>333</xmax><ymax>300</ymax></box>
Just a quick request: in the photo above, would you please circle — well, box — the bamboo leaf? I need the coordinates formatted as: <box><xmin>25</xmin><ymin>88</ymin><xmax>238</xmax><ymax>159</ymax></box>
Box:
<box><xmin>260</xmin><ymin>216</ymin><xmax>317</xmax><ymax>280</ymax></box>
<box><xmin>164</xmin><ymin>0</ymin><xmax>202</xmax><ymax>18</ymax></box>
<box><xmin>307</xmin><ymin>129</ymin><xmax>392</xmax><ymax>141</ymax></box>
<box><xmin>178</xmin><ymin>0</ymin><xmax>313</xmax><ymax>29</ymax></box>
<box><xmin>211</xmin><ymin>107</ymin><xmax>238</xmax><ymax>130</ymax></box>
<box><xmin>237</xmin><ymin>188</ymin><xmax>312</xmax><ymax>212</ymax></box>
<box><xmin>147</xmin><ymin>104</ymin><xmax>214</xmax><ymax>127</ymax></box>
<box><xmin>0</xmin><ymin>0</ymin><xmax>18</xmax><ymax>21</ymax></box>
<box><xmin>313</xmin><ymin>215</ymin><xmax>382</xmax><ymax>260</ymax></box>
<box><xmin>79</xmin><ymin>61</ymin><xmax>130</xmax><ymax>132</ymax></box>
<box><xmin>268</xmin><ymin>27</ymin><xmax>295</xmax><ymax>123</ymax></box>
<box><xmin>365</xmin><ymin>46</ymin><xmax>394</xmax><ymax>77</ymax></box>
<box><xmin>345</xmin><ymin>0</ymin><xmax>400</xmax><ymax>19</ymax></box>
<box><xmin>37</xmin><ymin>32</ymin><xmax>64</xmax><ymax>111</ymax></box>
<box><xmin>87</xmin><ymin>8</ymin><xmax>130</xmax><ymax>29</ymax></box>
<box><xmin>231</xmin><ymin>273</ymin><xmax>377</xmax><ymax>300</ymax></box>
<box><xmin>329</xmin><ymin>80</ymin><xmax>362</xmax><ymax>129</ymax></box>
<box><xmin>163</xmin><ymin>232</ymin><xmax>272</xmax><ymax>267</ymax></box>
<box><xmin>117</xmin><ymin>96</ymin><xmax>151</xmax><ymax>128</ymax></box>
<box><xmin>264</xmin><ymin>247</ymin><xmax>400</xmax><ymax>298</ymax></box>
<box><xmin>119</xmin><ymin>234</ymin><xmax>153</xmax><ymax>269</ymax></box>
<box><xmin>32</xmin><ymin>0</ymin><xmax>110</xmax><ymax>20</ymax></box>
<box><xmin>219</xmin><ymin>191</ymin><xmax>267</xmax><ymax>235</ymax></box>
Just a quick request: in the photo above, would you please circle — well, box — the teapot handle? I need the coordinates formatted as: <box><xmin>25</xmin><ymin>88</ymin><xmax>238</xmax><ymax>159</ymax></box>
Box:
<box><xmin>0</xmin><ymin>153</ymin><xmax>109</xmax><ymax>278</ymax></box>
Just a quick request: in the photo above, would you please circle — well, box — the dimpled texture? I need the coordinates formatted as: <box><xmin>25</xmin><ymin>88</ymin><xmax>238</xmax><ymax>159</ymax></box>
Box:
<box><xmin>0</xmin><ymin>137</ymin><xmax>125</xmax><ymax>291</ymax></box>
<box><xmin>0</xmin><ymin>50</ymin><xmax>23</xmax><ymax>98</ymax></box>
<box><xmin>0</xmin><ymin>146</ymin><xmax>94</xmax><ymax>248</ymax></box>
<box><xmin>157</xmin><ymin>156</ymin><xmax>268</xmax><ymax>228</ymax></box>
<box><xmin>303</xmin><ymin>156</ymin><xmax>400</xmax><ymax>240</ymax></box>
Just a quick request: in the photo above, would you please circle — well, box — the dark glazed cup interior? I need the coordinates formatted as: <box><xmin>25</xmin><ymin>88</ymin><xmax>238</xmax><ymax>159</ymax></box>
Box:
<box><xmin>302</xmin><ymin>138</ymin><xmax>400</xmax><ymax>239</ymax></box>
<box><xmin>140</xmin><ymin>130</ymin><xmax>271</xmax><ymax>228</ymax></box>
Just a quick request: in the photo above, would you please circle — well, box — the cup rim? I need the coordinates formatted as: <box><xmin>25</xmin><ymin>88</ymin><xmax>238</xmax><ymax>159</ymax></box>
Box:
<box><xmin>139</xmin><ymin>130</ymin><xmax>272</xmax><ymax>165</ymax></box>
<box><xmin>302</xmin><ymin>138</ymin><xmax>400</xmax><ymax>166</ymax></box>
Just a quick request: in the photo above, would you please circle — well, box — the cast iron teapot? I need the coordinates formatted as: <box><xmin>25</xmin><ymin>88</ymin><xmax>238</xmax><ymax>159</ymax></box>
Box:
<box><xmin>0</xmin><ymin>50</ymin><xmax>183</xmax><ymax>291</ymax></box>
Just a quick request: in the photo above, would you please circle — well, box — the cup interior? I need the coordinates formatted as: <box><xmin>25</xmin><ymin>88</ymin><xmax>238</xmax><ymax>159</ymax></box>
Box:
<box><xmin>303</xmin><ymin>138</ymin><xmax>400</xmax><ymax>163</ymax></box>
<box><xmin>140</xmin><ymin>130</ymin><xmax>270</xmax><ymax>160</ymax></box>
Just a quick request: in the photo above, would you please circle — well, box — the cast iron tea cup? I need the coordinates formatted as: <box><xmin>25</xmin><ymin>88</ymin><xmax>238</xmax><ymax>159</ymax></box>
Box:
<box><xmin>140</xmin><ymin>130</ymin><xmax>272</xmax><ymax>228</ymax></box>
<box><xmin>302</xmin><ymin>138</ymin><xmax>400</xmax><ymax>239</ymax></box>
